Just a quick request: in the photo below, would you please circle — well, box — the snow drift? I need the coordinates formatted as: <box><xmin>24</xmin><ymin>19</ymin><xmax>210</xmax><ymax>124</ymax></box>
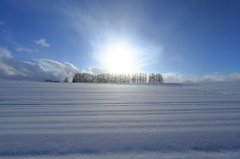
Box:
<box><xmin>0</xmin><ymin>81</ymin><xmax>240</xmax><ymax>159</ymax></box>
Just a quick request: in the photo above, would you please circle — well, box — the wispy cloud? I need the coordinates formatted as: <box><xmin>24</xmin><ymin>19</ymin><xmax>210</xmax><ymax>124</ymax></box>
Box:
<box><xmin>0</xmin><ymin>22</ymin><xmax>4</xmax><ymax>25</ymax></box>
<box><xmin>35</xmin><ymin>38</ymin><xmax>50</xmax><ymax>47</ymax></box>
<box><xmin>63</xmin><ymin>3</ymin><xmax>162</xmax><ymax>70</ymax></box>
<box><xmin>0</xmin><ymin>47</ymin><xmax>12</xmax><ymax>58</ymax></box>
<box><xmin>16</xmin><ymin>47</ymin><xmax>38</xmax><ymax>52</ymax></box>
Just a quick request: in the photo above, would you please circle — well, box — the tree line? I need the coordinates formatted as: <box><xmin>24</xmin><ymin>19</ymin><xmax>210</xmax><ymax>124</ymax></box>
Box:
<box><xmin>72</xmin><ymin>73</ymin><xmax>163</xmax><ymax>83</ymax></box>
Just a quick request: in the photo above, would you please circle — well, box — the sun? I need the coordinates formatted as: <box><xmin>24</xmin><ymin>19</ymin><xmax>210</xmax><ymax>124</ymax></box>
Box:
<box><xmin>103</xmin><ymin>42</ymin><xmax>136</xmax><ymax>73</ymax></box>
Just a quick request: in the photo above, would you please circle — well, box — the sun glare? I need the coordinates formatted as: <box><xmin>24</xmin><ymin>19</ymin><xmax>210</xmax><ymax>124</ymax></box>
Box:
<box><xmin>103</xmin><ymin>42</ymin><xmax>137</xmax><ymax>73</ymax></box>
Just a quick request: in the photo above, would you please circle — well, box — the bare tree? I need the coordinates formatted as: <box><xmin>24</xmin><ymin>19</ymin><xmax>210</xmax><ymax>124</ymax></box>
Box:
<box><xmin>72</xmin><ymin>73</ymin><xmax>163</xmax><ymax>84</ymax></box>
<box><xmin>64</xmin><ymin>77</ymin><xmax>69</xmax><ymax>82</ymax></box>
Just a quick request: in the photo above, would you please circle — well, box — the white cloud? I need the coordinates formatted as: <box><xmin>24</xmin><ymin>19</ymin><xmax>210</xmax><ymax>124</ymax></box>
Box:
<box><xmin>0</xmin><ymin>47</ymin><xmax>12</xmax><ymax>58</ymax></box>
<box><xmin>0</xmin><ymin>57</ymin><xmax>79</xmax><ymax>82</ymax></box>
<box><xmin>37</xmin><ymin>59</ymin><xmax>79</xmax><ymax>79</ymax></box>
<box><xmin>0</xmin><ymin>48</ymin><xmax>239</xmax><ymax>83</ymax></box>
<box><xmin>162</xmin><ymin>73</ymin><xmax>186</xmax><ymax>83</ymax></box>
<box><xmin>162</xmin><ymin>72</ymin><xmax>240</xmax><ymax>83</ymax></box>
<box><xmin>78</xmin><ymin>67</ymin><xmax>240</xmax><ymax>83</ymax></box>
<box><xmin>192</xmin><ymin>73</ymin><xmax>240</xmax><ymax>82</ymax></box>
<box><xmin>35</xmin><ymin>38</ymin><xmax>50</xmax><ymax>47</ymax></box>
<box><xmin>81</xmin><ymin>66</ymin><xmax>111</xmax><ymax>75</ymax></box>
<box><xmin>1</xmin><ymin>58</ymin><xmax>240</xmax><ymax>83</ymax></box>
<box><xmin>0</xmin><ymin>22</ymin><xmax>4</xmax><ymax>25</ymax></box>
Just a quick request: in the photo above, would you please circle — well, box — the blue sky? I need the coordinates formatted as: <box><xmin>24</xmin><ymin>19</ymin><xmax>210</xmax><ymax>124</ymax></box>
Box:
<box><xmin>1</xmin><ymin>0</ymin><xmax>240</xmax><ymax>82</ymax></box>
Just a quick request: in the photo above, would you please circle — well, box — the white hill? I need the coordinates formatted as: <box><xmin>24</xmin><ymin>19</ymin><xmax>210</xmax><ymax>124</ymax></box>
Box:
<box><xmin>0</xmin><ymin>81</ymin><xmax>240</xmax><ymax>159</ymax></box>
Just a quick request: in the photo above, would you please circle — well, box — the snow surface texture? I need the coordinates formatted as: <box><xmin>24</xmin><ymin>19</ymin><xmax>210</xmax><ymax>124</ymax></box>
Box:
<box><xmin>1</xmin><ymin>81</ymin><xmax>240</xmax><ymax>159</ymax></box>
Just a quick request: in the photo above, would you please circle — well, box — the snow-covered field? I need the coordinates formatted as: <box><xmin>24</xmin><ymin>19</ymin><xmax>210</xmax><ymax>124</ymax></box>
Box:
<box><xmin>1</xmin><ymin>81</ymin><xmax>240</xmax><ymax>159</ymax></box>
